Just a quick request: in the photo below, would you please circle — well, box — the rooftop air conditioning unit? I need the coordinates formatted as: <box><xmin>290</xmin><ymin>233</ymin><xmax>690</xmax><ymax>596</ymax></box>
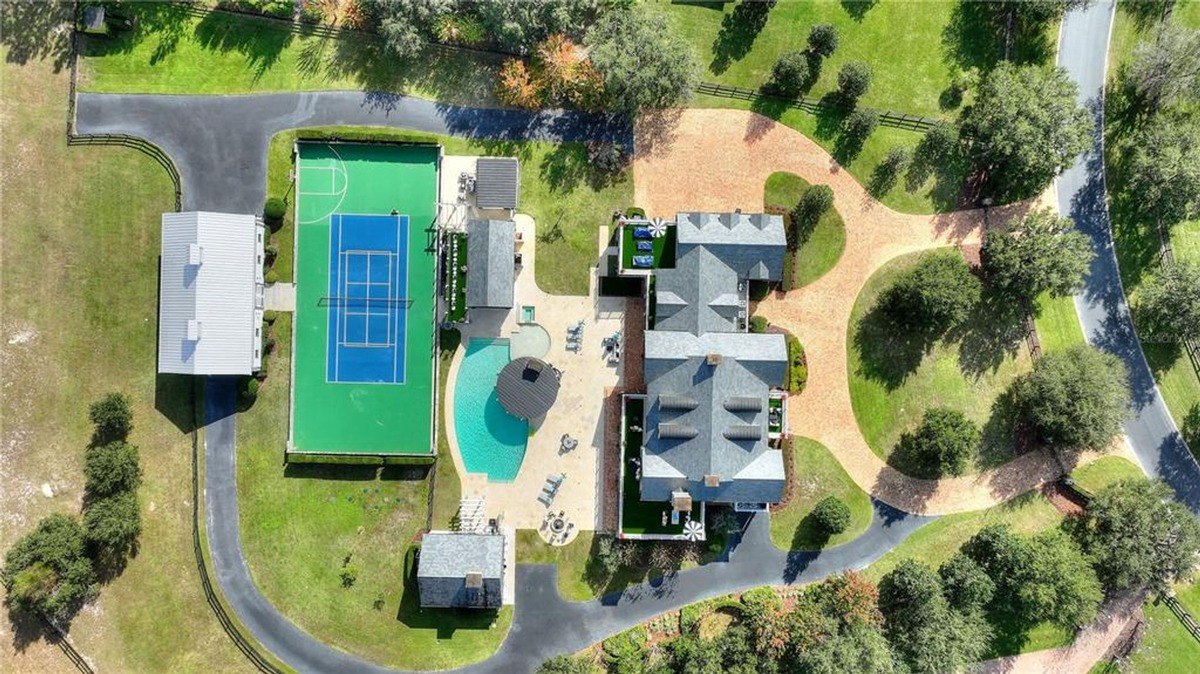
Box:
<box><xmin>465</xmin><ymin>572</ymin><xmax>483</xmax><ymax>588</ymax></box>
<box><xmin>703</xmin><ymin>474</ymin><xmax>721</xmax><ymax>488</ymax></box>
<box><xmin>706</xmin><ymin>353</ymin><xmax>723</xmax><ymax>366</ymax></box>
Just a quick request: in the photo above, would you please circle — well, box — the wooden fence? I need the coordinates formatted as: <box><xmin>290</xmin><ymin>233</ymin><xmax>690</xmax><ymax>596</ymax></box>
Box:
<box><xmin>1161</xmin><ymin>593</ymin><xmax>1200</xmax><ymax>643</ymax></box>
<box><xmin>695</xmin><ymin>82</ymin><xmax>942</xmax><ymax>133</ymax></box>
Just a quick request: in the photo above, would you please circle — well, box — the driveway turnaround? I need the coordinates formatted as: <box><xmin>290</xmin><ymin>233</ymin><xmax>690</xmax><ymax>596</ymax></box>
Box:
<box><xmin>1056</xmin><ymin>0</ymin><xmax>1200</xmax><ymax>512</ymax></box>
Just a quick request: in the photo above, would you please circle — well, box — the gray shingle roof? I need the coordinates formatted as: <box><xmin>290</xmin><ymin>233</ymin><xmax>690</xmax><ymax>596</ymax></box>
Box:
<box><xmin>418</xmin><ymin>532</ymin><xmax>504</xmax><ymax>609</ymax></box>
<box><xmin>653</xmin><ymin>247</ymin><xmax>744</xmax><ymax>335</ymax></box>
<box><xmin>466</xmin><ymin>219</ymin><xmax>515</xmax><ymax>308</ymax></box>
<box><xmin>476</xmin><ymin>158</ymin><xmax>519</xmax><ymax>210</ymax></box>
<box><xmin>674</xmin><ymin>212</ymin><xmax>786</xmax><ymax>281</ymax></box>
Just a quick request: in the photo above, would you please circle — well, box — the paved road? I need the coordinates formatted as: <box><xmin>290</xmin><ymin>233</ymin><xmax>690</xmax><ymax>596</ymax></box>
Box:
<box><xmin>75</xmin><ymin>91</ymin><xmax>631</xmax><ymax>213</ymax></box>
<box><xmin>1056</xmin><ymin>1</ymin><xmax>1200</xmax><ymax>511</ymax></box>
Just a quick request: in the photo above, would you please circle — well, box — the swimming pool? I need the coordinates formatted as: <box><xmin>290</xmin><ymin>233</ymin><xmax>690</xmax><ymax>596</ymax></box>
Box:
<box><xmin>453</xmin><ymin>339</ymin><xmax>528</xmax><ymax>482</ymax></box>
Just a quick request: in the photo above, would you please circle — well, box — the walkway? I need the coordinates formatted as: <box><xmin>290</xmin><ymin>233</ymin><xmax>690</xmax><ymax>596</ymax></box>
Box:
<box><xmin>632</xmin><ymin>107</ymin><xmax>1088</xmax><ymax>515</ymax></box>
<box><xmin>1055</xmin><ymin>0</ymin><xmax>1200</xmax><ymax>512</ymax></box>
<box><xmin>263</xmin><ymin>282</ymin><xmax>294</xmax><ymax>312</ymax></box>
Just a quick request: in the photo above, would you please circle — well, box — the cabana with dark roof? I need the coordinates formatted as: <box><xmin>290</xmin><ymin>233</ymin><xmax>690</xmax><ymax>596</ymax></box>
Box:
<box><xmin>495</xmin><ymin>357</ymin><xmax>560</xmax><ymax>420</ymax></box>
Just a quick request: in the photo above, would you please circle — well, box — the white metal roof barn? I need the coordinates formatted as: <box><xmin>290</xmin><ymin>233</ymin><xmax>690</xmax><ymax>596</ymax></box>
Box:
<box><xmin>157</xmin><ymin>211</ymin><xmax>264</xmax><ymax>375</ymax></box>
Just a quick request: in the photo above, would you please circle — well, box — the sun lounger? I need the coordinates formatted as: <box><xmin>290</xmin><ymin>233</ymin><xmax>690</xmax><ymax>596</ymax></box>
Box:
<box><xmin>633</xmin><ymin>226</ymin><xmax>652</xmax><ymax>239</ymax></box>
<box><xmin>636</xmin><ymin>240</ymin><xmax>653</xmax><ymax>252</ymax></box>
<box><xmin>548</xmin><ymin>473</ymin><xmax>566</xmax><ymax>486</ymax></box>
<box><xmin>633</xmin><ymin>255</ymin><xmax>654</xmax><ymax>268</ymax></box>
<box><xmin>538</xmin><ymin>492</ymin><xmax>553</xmax><ymax>507</ymax></box>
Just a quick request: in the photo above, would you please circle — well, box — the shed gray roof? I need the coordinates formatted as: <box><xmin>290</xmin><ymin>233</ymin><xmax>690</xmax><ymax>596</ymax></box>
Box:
<box><xmin>675</xmin><ymin>212</ymin><xmax>786</xmax><ymax>281</ymax></box>
<box><xmin>158</xmin><ymin>211</ymin><xmax>264</xmax><ymax>375</ymax></box>
<box><xmin>466</xmin><ymin>219</ymin><xmax>515</xmax><ymax>308</ymax></box>
<box><xmin>640</xmin><ymin>330</ymin><xmax>787</xmax><ymax>505</ymax></box>
<box><xmin>476</xmin><ymin>158</ymin><xmax>519</xmax><ymax>210</ymax></box>
<box><xmin>495</xmin><ymin>357</ymin><xmax>560</xmax><ymax>420</ymax></box>
<box><xmin>653</xmin><ymin>247</ymin><xmax>744</xmax><ymax>335</ymax></box>
<box><xmin>418</xmin><ymin>532</ymin><xmax>504</xmax><ymax>609</ymax></box>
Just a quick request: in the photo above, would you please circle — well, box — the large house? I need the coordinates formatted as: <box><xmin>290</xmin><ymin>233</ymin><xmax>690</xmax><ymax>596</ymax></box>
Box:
<box><xmin>638</xmin><ymin>212</ymin><xmax>789</xmax><ymax>513</ymax></box>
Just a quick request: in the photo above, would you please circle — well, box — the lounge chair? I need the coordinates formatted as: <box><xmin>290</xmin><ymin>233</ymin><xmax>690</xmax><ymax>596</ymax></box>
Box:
<box><xmin>632</xmin><ymin>255</ymin><xmax>654</xmax><ymax>268</ymax></box>
<box><xmin>548</xmin><ymin>473</ymin><xmax>566</xmax><ymax>487</ymax></box>
<box><xmin>636</xmin><ymin>240</ymin><xmax>653</xmax><ymax>252</ymax></box>
<box><xmin>538</xmin><ymin>492</ymin><xmax>554</xmax><ymax>507</ymax></box>
<box><xmin>633</xmin><ymin>226</ymin><xmax>652</xmax><ymax>239</ymax></box>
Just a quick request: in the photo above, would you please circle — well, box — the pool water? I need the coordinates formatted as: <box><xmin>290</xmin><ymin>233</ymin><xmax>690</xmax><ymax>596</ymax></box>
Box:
<box><xmin>453</xmin><ymin>339</ymin><xmax>528</xmax><ymax>482</ymax></box>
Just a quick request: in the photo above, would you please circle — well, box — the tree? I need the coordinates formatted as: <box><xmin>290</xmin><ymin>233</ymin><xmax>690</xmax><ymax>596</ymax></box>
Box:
<box><xmin>1077</xmin><ymin>479</ymin><xmax>1200</xmax><ymax>592</ymax></box>
<box><xmin>917</xmin><ymin>122</ymin><xmax>958</xmax><ymax>165</ymax></box>
<box><xmin>475</xmin><ymin>0</ymin><xmax>599</xmax><ymax>55</ymax></box>
<box><xmin>497</xmin><ymin>58</ymin><xmax>542</xmax><ymax>108</ymax></box>
<box><xmin>810</xmin><ymin>571</ymin><xmax>882</xmax><ymax>628</ymax></box>
<box><xmin>537</xmin><ymin>654</ymin><xmax>595</xmax><ymax>674</ymax></box>
<box><xmin>741</xmin><ymin>587</ymin><xmax>789</xmax><ymax>660</ymax></box>
<box><xmin>807</xmin><ymin>23</ymin><xmax>839</xmax><ymax>57</ymax></box>
<box><xmin>982</xmin><ymin>208</ymin><xmax>1094</xmax><ymax>301</ymax></box>
<box><xmin>83</xmin><ymin>441</ymin><xmax>142</xmax><ymax>498</ymax></box>
<box><xmin>899</xmin><ymin>407</ymin><xmax>980</xmax><ymax>478</ymax></box>
<box><xmin>878</xmin><ymin>560</ymin><xmax>991</xmax><ymax>674</ymax></box>
<box><xmin>837</xmin><ymin>61</ymin><xmax>872</xmax><ymax>102</ymax></box>
<box><xmin>1014</xmin><ymin>345</ymin><xmax>1130</xmax><ymax>450</ymax></box>
<box><xmin>939</xmin><ymin>552</ymin><xmax>995</xmax><ymax>613</ymax></box>
<box><xmin>793</xmin><ymin>624</ymin><xmax>899</xmax><ymax>674</ymax></box>
<box><xmin>1125</xmin><ymin>113</ymin><xmax>1200</xmax><ymax>227</ymax></box>
<box><xmin>1</xmin><ymin>514</ymin><xmax>94</xmax><ymax>619</ymax></box>
<box><xmin>369</xmin><ymin>0</ymin><xmax>453</xmax><ymax>61</ymax></box>
<box><xmin>790</xmin><ymin>184</ymin><xmax>835</xmax><ymax>241</ymax></box>
<box><xmin>586</xmin><ymin>6</ymin><xmax>699</xmax><ymax>113</ymax></box>
<box><xmin>1137</xmin><ymin>261</ymin><xmax>1200</xmax><ymax>343</ymax></box>
<box><xmin>769</xmin><ymin>50</ymin><xmax>809</xmax><ymax>97</ymax></box>
<box><xmin>83</xmin><ymin>491</ymin><xmax>141</xmax><ymax>556</ymax></box>
<box><xmin>88</xmin><ymin>392</ymin><xmax>132</xmax><ymax>443</ymax></box>
<box><xmin>881</xmin><ymin>252</ymin><xmax>981</xmax><ymax>332</ymax></box>
<box><xmin>811</xmin><ymin>496</ymin><xmax>852</xmax><ymax>535</ymax></box>
<box><xmin>961</xmin><ymin>62</ymin><xmax>1092</xmax><ymax>200</ymax></box>
<box><xmin>534</xmin><ymin>34</ymin><xmax>604</xmax><ymax>109</ymax></box>
<box><xmin>1128</xmin><ymin>24</ymin><xmax>1200</xmax><ymax>111</ymax></box>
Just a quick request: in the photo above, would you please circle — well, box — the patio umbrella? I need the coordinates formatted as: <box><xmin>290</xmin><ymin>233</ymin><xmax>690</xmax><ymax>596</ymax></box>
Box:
<box><xmin>649</xmin><ymin>218</ymin><xmax>667</xmax><ymax>237</ymax></box>
<box><xmin>683</xmin><ymin>520</ymin><xmax>704</xmax><ymax>541</ymax></box>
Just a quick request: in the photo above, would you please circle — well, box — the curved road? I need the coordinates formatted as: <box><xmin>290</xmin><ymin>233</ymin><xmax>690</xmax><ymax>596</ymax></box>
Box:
<box><xmin>1056</xmin><ymin>1</ymin><xmax>1200</xmax><ymax>511</ymax></box>
<box><xmin>75</xmin><ymin>91</ymin><xmax>934</xmax><ymax>673</ymax></box>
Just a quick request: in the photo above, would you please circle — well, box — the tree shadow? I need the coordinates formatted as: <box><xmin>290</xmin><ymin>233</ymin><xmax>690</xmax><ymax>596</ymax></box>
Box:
<box><xmin>538</xmin><ymin>142</ymin><xmax>623</xmax><ymax>193</ymax></box>
<box><xmin>709</xmin><ymin>0</ymin><xmax>773</xmax><ymax>75</ymax></box>
<box><xmin>193</xmin><ymin>9</ymin><xmax>293</xmax><ymax>81</ymax></box>
<box><xmin>788</xmin><ymin>511</ymin><xmax>832</xmax><ymax>551</ymax></box>
<box><xmin>852</xmin><ymin>296</ymin><xmax>941</xmax><ymax>391</ymax></box>
<box><xmin>950</xmin><ymin>287</ymin><xmax>1026</xmax><ymax>378</ymax></box>
<box><xmin>941</xmin><ymin>1</ymin><xmax>1005</xmax><ymax>74</ymax></box>
<box><xmin>1</xmin><ymin>0</ymin><xmax>73</xmax><ymax>70</ymax></box>
<box><xmin>840</xmin><ymin>0</ymin><xmax>880</xmax><ymax>22</ymax></box>
<box><xmin>977</xmin><ymin>387</ymin><xmax>1023</xmax><ymax>470</ymax></box>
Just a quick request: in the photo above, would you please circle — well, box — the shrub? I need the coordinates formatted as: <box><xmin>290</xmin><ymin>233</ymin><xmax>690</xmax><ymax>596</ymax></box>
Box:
<box><xmin>536</xmin><ymin>655</ymin><xmax>593</xmax><ymax>674</ymax></box>
<box><xmin>917</xmin><ymin>122</ymin><xmax>958</xmax><ymax>164</ymax></box>
<box><xmin>264</xmin><ymin>243</ymin><xmax>279</xmax><ymax>262</ymax></box>
<box><xmin>749</xmin><ymin>315</ymin><xmax>769</xmax><ymax>333</ymax></box>
<box><xmin>587</xmin><ymin>142</ymin><xmax>628</xmax><ymax>175</ymax></box>
<box><xmin>898</xmin><ymin>407</ymin><xmax>980</xmax><ymax>478</ymax></box>
<box><xmin>433</xmin><ymin>14</ymin><xmax>485</xmax><ymax>46</ymax></box>
<box><xmin>808</xmin><ymin>23</ymin><xmax>838</xmax><ymax>57</ymax></box>
<box><xmin>83</xmin><ymin>490</ymin><xmax>141</xmax><ymax>555</ymax></box>
<box><xmin>263</xmin><ymin>310</ymin><xmax>279</xmax><ymax>324</ymax></box>
<box><xmin>769</xmin><ymin>50</ymin><xmax>809</xmax><ymax>97</ymax></box>
<box><xmin>602</xmin><ymin>626</ymin><xmax>648</xmax><ymax>674</ymax></box>
<box><xmin>881</xmin><ymin>252</ymin><xmax>980</xmax><ymax>332</ymax></box>
<box><xmin>625</xmin><ymin>206</ymin><xmax>647</xmax><ymax>219</ymax></box>
<box><xmin>265</xmin><ymin>269</ymin><xmax>279</xmax><ymax>284</ymax></box>
<box><xmin>83</xmin><ymin>441</ymin><xmax>142</xmax><ymax>498</ymax></box>
<box><xmin>786</xmin><ymin>334</ymin><xmax>807</xmax><ymax>392</ymax></box>
<box><xmin>89</xmin><ymin>392</ymin><xmax>133</xmax><ymax>443</ymax></box>
<box><xmin>298</xmin><ymin>0</ymin><xmax>324</xmax><ymax>25</ymax></box>
<box><xmin>1014</xmin><ymin>345</ymin><xmax>1130</xmax><ymax>450</ymax></box>
<box><xmin>811</xmin><ymin>495</ymin><xmax>851</xmax><ymax>534</ymax></box>
<box><xmin>240</xmin><ymin>377</ymin><xmax>260</xmax><ymax>403</ymax></box>
<box><xmin>837</xmin><ymin>61</ymin><xmax>872</xmax><ymax>102</ymax></box>
<box><xmin>263</xmin><ymin>196</ymin><xmax>286</xmax><ymax>226</ymax></box>
<box><xmin>791</xmin><ymin>184</ymin><xmax>835</xmax><ymax>237</ymax></box>
<box><xmin>1</xmin><ymin>514</ymin><xmax>94</xmax><ymax>620</ymax></box>
<box><xmin>497</xmin><ymin>58</ymin><xmax>542</xmax><ymax>108</ymax></box>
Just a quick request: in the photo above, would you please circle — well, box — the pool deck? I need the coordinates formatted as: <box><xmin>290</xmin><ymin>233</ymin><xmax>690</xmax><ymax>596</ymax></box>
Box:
<box><xmin>445</xmin><ymin>215</ymin><xmax>626</xmax><ymax>542</ymax></box>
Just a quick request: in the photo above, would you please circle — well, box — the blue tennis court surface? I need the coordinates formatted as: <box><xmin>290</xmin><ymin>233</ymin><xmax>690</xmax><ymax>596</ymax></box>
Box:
<box><xmin>326</xmin><ymin>214</ymin><xmax>409</xmax><ymax>384</ymax></box>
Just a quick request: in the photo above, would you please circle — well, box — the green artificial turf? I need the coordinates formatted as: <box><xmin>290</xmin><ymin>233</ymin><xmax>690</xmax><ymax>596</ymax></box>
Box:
<box><xmin>768</xmin><ymin>437</ymin><xmax>872</xmax><ymax>551</ymax></box>
<box><xmin>78</xmin><ymin>2</ymin><xmax>500</xmax><ymax>105</ymax></box>
<box><xmin>763</xmin><ymin>171</ymin><xmax>846</xmax><ymax>288</ymax></box>
<box><xmin>291</xmin><ymin>142</ymin><xmax>438</xmax><ymax>456</ymax></box>
<box><xmin>1069</xmin><ymin>456</ymin><xmax>1145</xmax><ymax>495</ymax></box>
<box><xmin>848</xmin><ymin>249</ymin><xmax>1034</xmax><ymax>477</ymax></box>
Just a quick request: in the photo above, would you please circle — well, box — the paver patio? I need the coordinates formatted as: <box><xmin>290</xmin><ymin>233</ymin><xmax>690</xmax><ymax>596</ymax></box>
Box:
<box><xmin>632</xmin><ymin>108</ymin><xmax>1111</xmax><ymax>515</ymax></box>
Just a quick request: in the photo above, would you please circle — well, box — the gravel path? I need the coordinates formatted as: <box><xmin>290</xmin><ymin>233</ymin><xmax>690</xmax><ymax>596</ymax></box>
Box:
<box><xmin>633</xmin><ymin>108</ymin><xmax>1095</xmax><ymax>515</ymax></box>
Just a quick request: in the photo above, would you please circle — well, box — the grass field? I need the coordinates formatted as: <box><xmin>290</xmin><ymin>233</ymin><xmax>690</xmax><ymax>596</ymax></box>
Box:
<box><xmin>768</xmin><ymin>438</ymin><xmax>872</xmax><ymax>551</ymax></box>
<box><xmin>267</xmin><ymin>128</ymin><xmax>631</xmax><ymax>296</ymax></box>
<box><xmin>1069</xmin><ymin>456</ymin><xmax>1145</xmax><ymax>495</ymax></box>
<box><xmin>291</xmin><ymin>142</ymin><xmax>438</xmax><ymax>455</ymax></box>
<box><xmin>235</xmin><ymin>316</ymin><xmax>511</xmax><ymax>669</ymax></box>
<box><xmin>658</xmin><ymin>0</ymin><xmax>1056</xmax><ymax>119</ymax></box>
<box><xmin>0</xmin><ymin>7</ymin><xmax>249</xmax><ymax>669</ymax></box>
<box><xmin>848</xmin><ymin>249</ymin><xmax>1034</xmax><ymax>477</ymax></box>
<box><xmin>78</xmin><ymin>1</ymin><xmax>500</xmax><ymax>106</ymax></box>
<box><xmin>1106</xmin><ymin>4</ymin><xmax>1200</xmax><ymax>452</ymax></box>
<box><xmin>1125</xmin><ymin>594</ymin><xmax>1200</xmax><ymax>673</ymax></box>
<box><xmin>763</xmin><ymin>172</ymin><xmax>845</xmax><ymax>288</ymax></box>
<box><xmin>1033</xmin><ymin>291</ymin><xmax>1086</xmax><ymax>354</ymax></box>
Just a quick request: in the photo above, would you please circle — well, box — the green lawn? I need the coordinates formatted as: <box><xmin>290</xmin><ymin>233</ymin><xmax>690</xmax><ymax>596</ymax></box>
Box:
<box><xmin>769</xmin><ymin>438</ymin><xmax>872</xmax><ymax>551</ymax></box>
<box><xmin>266</xmin><ymin>127</ymin><xmax>632</xmax><ymax>295</ymax></box>
<box><xmin>236</xmin><ymin>315</ymin><xmax>512</xmax><ymax>669</ymax></box>
<box><xmin>1125</xmin><ymin>593</ymin><xmax>1200</xmax><ymax>673</ymax></box>
<box><xmin>432</xmin><ymin>329</ymin><xmax>463</xmax><ymax>530</ymax></box>
<box><xmin>848</xmin><ymin>249</ymin><xmax>1034</xmax><ymax>477</ymax></box>
<box><xmin>763</xmin><ymin>172</ymin><xmax>845</xmax><ymax>288</ymax></box>
<box><xmin>1033</xmin><ymin>291</ymin><xmax>1086</xmax><ymax>354</ymax></box>
<box><xmin>865</xmin><ymin>491</ymin><xmax>1071</xmax><ymax>658</ymax></box>
<box><xmin>1106</xmin><ymin>4</ymin><xmax>1200</xmax><ymax>453</ymax></box>
<box><xmin>1069</xmin><ymin>456</ymin><xmax>1145</xmax><ymax>495</ymax></box>
<box><xmin>658</xmin><ymin>0</ymin><xmax>1056</xmax><ymax>119</ymax></box>
<box><xmin>79</xmin><ymin>2</ymin><xmax>500</xmax><ymax>106</ymax></box>
<box><xmin>0</xmin><ymin>7</ymin><xmax>248</xmax><ymax>669</ymax></box>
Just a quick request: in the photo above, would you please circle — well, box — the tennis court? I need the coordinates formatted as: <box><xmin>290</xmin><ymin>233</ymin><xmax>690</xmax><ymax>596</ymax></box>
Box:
<box><xmin>291</xmin><ymin>142</ymin><xmax>439</xmax><ymax>457</ymax></box>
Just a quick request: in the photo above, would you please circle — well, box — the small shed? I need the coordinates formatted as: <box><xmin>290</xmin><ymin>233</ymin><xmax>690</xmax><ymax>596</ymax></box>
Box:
<box><xmin>417</xmin><ymin>532</ymin><xmax>505</xmax><ymax>609</ymax></box>
<box><xmin>495</xmin><ymin>357</ymin><xmax>560</xmax><ymax>420</ymax></box>
<box><xmin>466</xmin><ymin>219</ymin><xmax>515</xmax><ymax>309</ymax></box>
<box><xmin>475</xmin><ymin>158</ymin><xmax>519</xmax><ymax>210</ymax></box>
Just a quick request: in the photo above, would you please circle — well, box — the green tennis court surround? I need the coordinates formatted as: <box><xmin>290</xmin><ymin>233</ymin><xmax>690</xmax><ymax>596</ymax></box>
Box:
<box><xmin>291</xmin><ymin>142</ymin><xmax>439</xmax><ymax>457</ymax></box>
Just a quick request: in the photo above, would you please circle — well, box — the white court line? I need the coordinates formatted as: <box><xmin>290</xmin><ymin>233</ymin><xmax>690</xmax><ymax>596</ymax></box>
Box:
<box><xmin>298</xmin><ymin>146</ymin><xmax>350</xmax><ymax>225</ymax></box>
<box><xmin>396</xmin><ymin>214</ymin><xmax>407</xmax><ymax>385</ymax></box>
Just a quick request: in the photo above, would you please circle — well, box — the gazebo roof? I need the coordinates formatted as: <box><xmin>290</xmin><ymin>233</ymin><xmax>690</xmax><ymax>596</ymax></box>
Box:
<box><xmin>495</xmin><ymin>357</ymin><xmax>560</xmax><ymax>420</ymax></box>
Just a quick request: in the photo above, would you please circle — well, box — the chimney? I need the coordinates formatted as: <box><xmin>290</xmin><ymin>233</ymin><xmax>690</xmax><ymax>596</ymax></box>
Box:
<box><xmin>706</xmin><ymin>353</ymin><xmax>723</xmax><ymax>366</ymax></box>
<box><xmin>465</xmin><ymin>572</ymin><xmax>483</xmax><ymax>588</ymax></box>
<box><xmin>704</xmin><ymin>474</ymin><xmax>720</xmax><ymax>488</ymax></box>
